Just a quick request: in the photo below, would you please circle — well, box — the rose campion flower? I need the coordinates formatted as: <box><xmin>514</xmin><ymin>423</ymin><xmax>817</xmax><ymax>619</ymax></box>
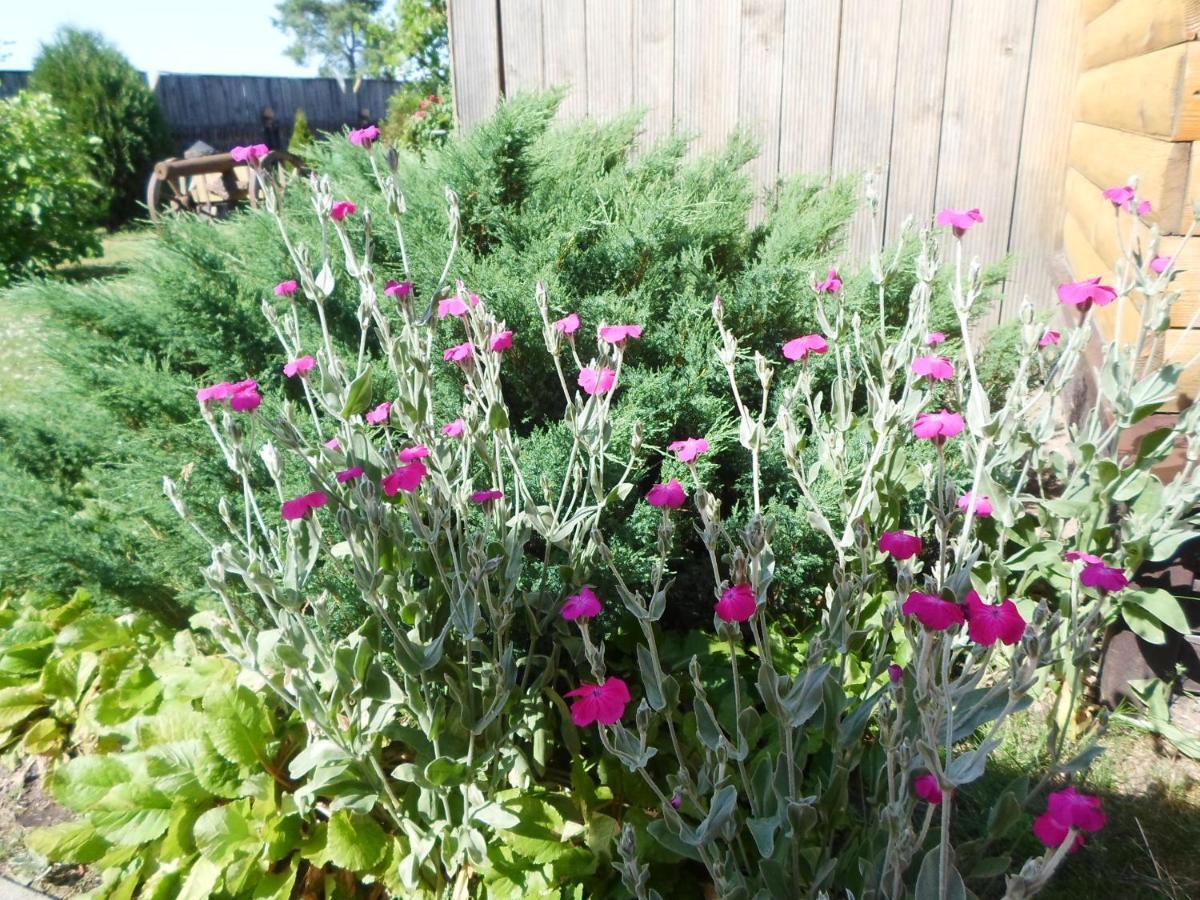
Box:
<box><xmin>324</xmin><ymin>437</ymin><xmax>341</xmax><ymax>451</ymax></box>
<box><xmin>336</xmin><ymin>466</ymin><xmax>364</xmax><ymax>483</ymax></box>
<box><xmin>490</xmin><ymin>330</ymin><xmax>514</xmax><ymax>352</ymax></box>
<box><xmin>1065</xmin><ymin>550</ymin><xmax>1103</xmax><ymax>565</ymax></box>
<box><xmin>554</xmin><ymin>312</ymin><xmax>581</xmax><ymax>335</ymax></box>
<box><xmin>384</xmin><ymin>280</ymin><xmax>413</xmax><ymax>298</ymax></box>
<box><xmin>438</xmin><ymin>295</ymin><xmax>478</xmax><ymax>318</ymax></box>
<box><xmin>398</xmin><ymin>445</ymin><xmax>430</xmax><ymax>462</ymax></box>
<box><xmin>912</xmin><ymin>355</ymin><xmax>955</xmax><ymax>381</ymax></box>
<box><xmin>281</xmin><ymin>490</ymin><xmax>327</xmax><ymax>520</ymax></box>
<box><xmin>887</xmin><ymin>664</ymin><xmax>903</xmax><ymax>684</ymax></box>
<box><xmin>283</xmin><ymin>355</ymin><xmax>315</xmax><ymax>378</ymax></box>
<box><xmin>229</xmin><ymin>388</ymin><xmax>262</xmax><ymax>412</ymax></box>
<box><xmin>668</xmin><ymin>437</ymin><xmax>709</xmax><ymax>463</ymax></box>
<box><xmin>1135</xmin><ymin>200</ymin><xmax>1152</xmax><ymax>216</ymax></box>
<box><xmin>912</xmin><ymin>410</ymin><xmax>965</xmax><ymax>442</ymax></box>
<box><xmin>230</xmin><ymin>144</ymin><xmax>269</xmax><ymax>163</ymax></box>
<box><xmin>565</xmin><ymin>676</ymin><xmax>631</xmax><ymax>726</ymax></box>
<box><xmin>815</xmin><ymin>268</ymin><xmax>842</xmax><ymax>294</ymax></box>
<box><xmin>1033</xmin><ymin>786</ymin><xmax>1106</xmax><ymax>851</ymax></box>
<box><xmin>365</xmin><ymin>402</ymin><xmax>391</xmax><ymax>425</ymax></box>
<box><xmin>471</xmin><ymin>489</ymin><xmax>504</xmax><ymax>503</ymax></box>
<box><xmin>1057</xmin><ymin>277</ymin><xmax>1116</xmax><ymax>309</ymax></box>
<box><xmin>1150</xmin><ymin>255</ymin><xmax>1173</xmax><ymax>275</ymax></box>
<box><xmin>274</xmin><ymin>280</ymin><xmax>298</xmax><ymax>297</ymax></box>
<box><xmin>578</xmin><ymin>366</ymin><xmax>616</xmax><ymax>396</ymax></box>
<box><xmin>879</xmin><ymin>530</ymin><xmax>923</xmax><ymax>561</ymax></box>
<box><xmin>197</xmin><ymin>379</ymin><xmax>259</xmax><ymax>410</ymax></box>
<box><xmin>348</xmin><ymin>124</ymin><xmax>380</xmax><ymax>147</ymax></box>
<box><xmin>964</xmin><ymin>591</ymin><xmax>1026</xmax><ymax>646</ymax></box>
<box><xmin>1039</xmin><ymin>329</ymin><xmax>1061</xmax><ymax>347</ymax></box>
<box><xmin>902</xmin><ymin>591</ymin><xmax>965</xmax><ymax>630</ymax></box>
<box><xmin>1102</xmin><ymin>185</ymin><xmax>1135</xmax><ymax>208</ymax></box>
<box><xmin>926</xmin><ymin>332</ymin><xmax>947</xmax><ymax>346</ymax></box>
<box><xmin>442</xmin><ymin>418</ymin><xmax>465</xmax><ymax>437</ymax></box>
<box><xmin>330</xmin><ymin>201</ymin><xmax>357</xmax><ymax>221</ymax></box>
<box><xmin>599</xmin><ymin>324</ymin><xmax>643</xmax><ymax>344</ymax></box>
<box><xmin>1079</xmin><ymin>561</ymin><xmax>1129</xmax><ymax>592</ymax></box>
<box><xmin>936</xmin><ymin>207</ymin><xmax>983</xmax><ymax>236</ymax></box>
<box><xmin>957</xmin><ymin>492</ymin><xmax>992</xmax><ymax>517</ymax></box>
<box><xmin>782</xmin><ymin>334</ymin><xmax>829</xmax><ymax>361</ymax></box>
<box><xmin>381</xmin><ymin>461</ymin><xmax>427</xmax><ymax>495</ymax></box>
<box><xmin>444</xmin><ymin>342</ymin><xmax>474</xmax><ymax>363</ymax></box>
<box><xmin>913</xmin><ymin>774</ymin><xmax>943</xmax><ymax>805</ymax></box>
<box><xmin>715</xmin><ymin>583</ymin><xmax>757</xmax><ymax>623</ymax></box>
<box><xmin>562</xmin><ymin>586</ymin><xmax>602</xmax><ymax>621</ymax></box>
<box><xmin>646</xmin><ymin>479</ymin><xmax>687</xmax><ymax>509</ymax></box>
<box><xmin>670</xmin><ymin>793</ymin><xmax>682</xmax><ymax>810</ymax></box>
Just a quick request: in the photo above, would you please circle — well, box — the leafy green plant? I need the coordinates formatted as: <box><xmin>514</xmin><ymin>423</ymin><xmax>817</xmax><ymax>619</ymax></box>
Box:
<box><xmin>289</xmin><ymin>107</ymin><xmax>316</xmax><ymax>155</ymax></box>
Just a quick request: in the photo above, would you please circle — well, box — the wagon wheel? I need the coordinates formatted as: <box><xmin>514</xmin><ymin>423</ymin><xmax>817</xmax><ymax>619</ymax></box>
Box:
<box><xmin>146</xmin><ymin>163</ymin><xmax>199</xmax><ymax>222</ymax></box>
<box><xmin>246</xmin><ymin>150</ymin><xmax>309</xmax><ymax>211</ymax></box>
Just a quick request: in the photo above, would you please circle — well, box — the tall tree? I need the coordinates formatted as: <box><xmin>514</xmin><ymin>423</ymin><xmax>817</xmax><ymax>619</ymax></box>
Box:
<box><xmin>366</xmin><ymin>0</ymin><xmax>448</xmax><ymax>86</ymax></box>
<box><xmin>273</xmin><ymin>0</ymin><xmax>385</xmax><ymax>78</ymax></box>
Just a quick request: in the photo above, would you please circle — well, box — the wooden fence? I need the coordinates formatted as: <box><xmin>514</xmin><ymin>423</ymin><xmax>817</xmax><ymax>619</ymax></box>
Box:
<box><xmin>447</xmin><ymin>0</ymin><xmax>1085</xmax><ymax>328</ymax></box>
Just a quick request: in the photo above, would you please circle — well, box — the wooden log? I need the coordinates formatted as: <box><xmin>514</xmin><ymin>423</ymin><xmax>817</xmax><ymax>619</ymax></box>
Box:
<box><xmin>1075</xmin><ymin>43</ymin><xmax>1200</xmax><ymax>140</ymax></box>
<box><xmin>1068</xmin><ymin>122</ymin><xmax>1191</xmax><ymax>232</ymax></box>
<box><xmin>1084</xmin><ymin>0</ymin><xmax>1200</xmax><ymax>70</ymax></box>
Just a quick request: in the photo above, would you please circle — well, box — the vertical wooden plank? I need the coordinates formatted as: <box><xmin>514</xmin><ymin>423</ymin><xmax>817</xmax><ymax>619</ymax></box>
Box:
<box><xmin>448</xmin><ymin>0</ymin><xmax>503</xmax><ymax>129</ymax></box>
<box><xmin>884</xmin><ymin>0</ymin><xmax>953</xmax><ymax>242</ymax></box>
<box><xmin>500</xmin><ymin>0</ymin><xmax>545</xmax><ymax>95</ymax></box>
<box><xmin>778</xmin><ymin>0</ymin><xmax>841</xmax><ymax>176</ymax></box>
<box><xmin>673</xmin><ymin>0</ymin><xmax>742</xmax><ymax>156</ymax></box>
<box><xmin>738</xmin><ymin>0</ymin><xmax>788</xmax><ymax>207</ymax></box>
<box><xmin>632</xmin><ymin>0</ymin><xmax>675</xmax><ymax>145</ymax></box>
<box><xmin>542</xmin><ymin>0</ymin><xmax>589</xmax><ymax>119</ymax></box>
<box><xmin>830</xmin><ymin>0</ymin><xmax>903</xmax><ymax>254</ymax></box>
<box><xmin>1006</xmin><ymin>0</ymin><xmax>1085</xmax><ymax>318</ymax></box>
<box><xmin>586</xmin><ymin>0</ymin><xmax>634</xmax><ymax>120</ymax></box>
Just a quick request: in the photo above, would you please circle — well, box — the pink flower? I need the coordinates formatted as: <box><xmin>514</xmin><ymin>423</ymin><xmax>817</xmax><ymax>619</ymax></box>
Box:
<box><xmin>1065</xmin><ymin>550</ymin><xmax>1104</xmax><ymax>565</ymax></box>
<box><xmin>887</xmin><ymin>663</ymin><xmax>903</xmax><ymax>684</ymax></box>
<box><xmin>228</xmin><ymin>379</ymin><xmax>262</xmax><ymax>412</ymax></box>
<box><xmin>1057</xmin><ymin>277</ymin><xmax>1116</xmax><ymax>309</ymax></box>
<box><xmin>336</xmin><ymin>466</ymin><xmax>364</xmax><ymax>483</ymax></box>
<box><xmin>913</xmin><ymin>774</ymin><xmax>943</xmax><ymax>804</ymax></box>
<box><xmin>964</xmin><ymin>591</ymin><xmax>1026</xmax><ymax>646</ymax></box>
<box><xmin>1150</xmin><ymin>255</ymin><xmax>1173</xmax><ymax>275</ymax></box>
<box><xmin>646</xmin><ymin>479</ymin><xmax>687</xmax><ymax>509</ymax></box>
<box><xmin>381</xmin><ymin>461</ymin><xmax>427</xmax><ymax>495</ymax></box>
<box><xmin>562</xmin><ymin>586</ymin><xmax>602</xmax><ymax>621</ymax></box>
<box><xmin>230</xmin><ymin>144</ymin><xmax>269</xmax><ymax>163</ymax></box>
<box><xmin>274</xmin><ymin>280</ymin><xmax>298</xmax><ymax>297</ymax></box>
<box><xmin>578</xmin><ymin>366</ymin><xmax>616</xmax><ymax>395</ymax></box>
<box><xmin>1040</xmin><ymin>330</ymin><xmax>1061</xmax><ymax>347</ymax></box>
<box><xmin>365</xmin><ymin>402</ymin><xmax>391</xmax><ymax>425</ymax></box>
<box><xmin>444</xmin><ymin>342</ymin><xmax>474</xmax><ymax>363</ymax></box>
<box><xmin>554</xmin><ymin>312</ymin><xmax>581</xmax><ymax>335</ymax></box>
<box><xmin>599</xmin><ymin>324</ymin><xmax>643</xmax><ymax>344</ymax></box>
<box><xmin>398</xmin><ymin>445</ymin><xmax>430</xmax><ymax>462</ymax></box>
<box><xmin>879</xmin><ymin>531</ymin><xmax>923</xmax><ymax>561</ymax></box>
<box><xmin>565</xmin><ymin>676</ymin><xmax>631</xmax><ymax>727</ymax></box>
<box><xmin>912</xmin><ymin>410</ymin><xmax>965</xmax><ymax>442</ymax></box>
<box><xmin>283</xmin><ymin>355</ymin><xmax>316</xmax><ymax>378</ymax></box>
<box><xmin>902</xmin><ymin>591</ymin><xmax>965</xmax><ymax>631</ymax></box>
<box><xmin>670</xmin><ymin>792</ymin><xmax>682</xmax><ymax>810</ymax></box>
<box><xmin>281</xmin><ymin>490</ymin><xmax>327</xmax><ymax>520</ymax></box>
<box><xmin>490</xmin><ymin>330</ymin><xmax>514</xmax><ymax>352</ymax></box>
<box><xmin>471</xmin><ymin>489</ymin><xmax>503</xmax><ymax>503</ymax></box>
<box><xmin>1102</xmin><ymin>185</ymin><xmax>1135</xmax><ymax>208</ymax></box>
<box><xmin>782</xmin><ymin>334</ymin><xmax>829</xmax><ymax>361</ymax></box>
<box><xmin>384</xmin><ymin>280</ymin><xmax>413</xmax><ymax>298</ymax></box>
<box><xmin>715</xmin><ymin>583</ymin><xmax>757</xmax><ymax>623</ymax></box>
<box><xmin>1079</xmin><ymin>560</ymin><xmax>1128</xmax><ymax>592</ymax></box>
<box><xmin>926</xmin><ymin>332</ymin><xmax>947</xmax><ymax>346</ymax></box>
<box><xmin>1032</xmin><ymin>813</ymin><xmax>1083</xmax><ymax>852</ymax></box>
<box><xmin>912</xmin><ymin>355</ymin><xmax>955</xmax><ymax>381</ymax></box>
<box><xmin>197</xmin><ymin>381</ymin><xmax>235</xmax><ymax>403</ymax></box>
<box><xmin>325</xmin><ymin>437</ymin><xmax>341</xmax><ymax>450</ymax></box>
<box><xmin>957</xmin><ymin>492</ymin><xmax>992</xmax><ymax>518</ymax></box>
<box><xmin>1136</xmin><ymin>200</ymin><xmax>1152</xmax><ymax>216</ymax></box>
<box><xmin>442</xmin><ymin>418</ymin><xmax>465</xmax><ymax>437</ymax></box>
<box><xmin>1033</xmin><ymin>786</ymin><xmax>1106</xmax><ymax>851</ymax></box>
<box><xmin>348</xmin><ymin>125</ymin><xmax>380</xmax><ymax>147</ymax></box>
<box><xmin>668</xmin><ymin>437</ymin><xmax>709</xmax><ymax>463</ymax></box>
<box><xmin>330</xmin><ymin>201</ymin><xmax>357</xmax><ymax>221</ymax></box>
<box><xmin>438</xmin><ymin>295</ymin><xmax>477</xmax><ymax>318</ymax></box>
<box><xmin>815</xmin><ymin>268</ymin><xmax>842</xmax><ymax>294</ymax></box>
<box><xmin>936</xmin><ymin>208</ymin><xmax>983</xmax><ymax>236</ymax></box>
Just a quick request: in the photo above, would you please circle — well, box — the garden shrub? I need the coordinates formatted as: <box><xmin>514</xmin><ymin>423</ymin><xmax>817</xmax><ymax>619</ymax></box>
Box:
<box><xmin>28</xmin><ymin>27</ymin><xmax>171</xmax><ymax>229</ymax></box>
<box><xmin>288</xmin><ymin>106</ymin><xmax>315</xmax><ymax>155</ymax></box>
<box><xmin>0</xmin><ymin>91</ymin><xmax>104</xmax><ymax>282</ymax></box>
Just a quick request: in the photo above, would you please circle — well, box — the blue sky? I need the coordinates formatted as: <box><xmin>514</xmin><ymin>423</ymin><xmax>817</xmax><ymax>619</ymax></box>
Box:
<box><xmin>5</xmin><ymin>0</ymin><xmax>319</xmax><ymax>77</ymax></box>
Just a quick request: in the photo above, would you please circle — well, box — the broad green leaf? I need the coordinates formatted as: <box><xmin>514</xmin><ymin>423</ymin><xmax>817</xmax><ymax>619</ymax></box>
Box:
<box><xmin>914</xmin><ymin>848</ymin><xmax>966</xmax><ymax>900</ymax></box>
<box><xmin>1123</xmin><ymin>604</ymin><xmax>1167</xmax><ymax>644</ymax></box>
<box><xmin>21</xmin><ymin>717</ymin><xmax>63</xmax><ymax>755</ymax></box>
<box><xmin>341</xmin><ymin>369</ymin><xmax>374</xmax><ymax>419</ymax></box>
<box><xmin>204</xmin><ymin>683</ymin><xmax>270</xmax><ymax>767</ymax></box>
<box><xmin>425</xmin><ymin>756</ymin><xmax>469</xmax><ymax>786</ymax></box>
<box><xmin>145</xmin><ymin>740</ymin><xmax>216</xmax><ymax>801</ymax></box>
<box><xmin>0</xmin><ymin>684</ymin><xmax>45</xmax><ymax>730</ymax></box>
<box><xmin>1125</xmin><ymin>588</ymin><xmax>1189</xmax><ymax>636</ymax></box>
<box><xmin>56</xmin><ymin>614</ymin><xmax>131</xmax><ymax>653</ymax></box>
<box><xmin>25</xmin><ymin>820</ymin><xmax>109</xmax><ymax>863</ymax></box>
<box><xmin>50</xmin><ymin>755</ymin><xmax>130</xmax><ymax>810</ymax></box>
<box><xmin>176</xmin><ymin>857</ymin><xmax>223</xmax><ymax>900</ymax></box>
<box><xmin>325</xmin><ymin>809</ymin><xmax>387</xmax><ymax>872</ymax></box>
<box><xmin>194</xmin><ymin>803</ymin><xmax>257</xmax><ymax>864</ymax></box>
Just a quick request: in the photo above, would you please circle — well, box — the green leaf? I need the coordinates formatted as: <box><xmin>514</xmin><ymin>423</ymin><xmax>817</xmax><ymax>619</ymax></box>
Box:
<box><xmin>145</xmin><ymin>740</ymin><xmax>216</xmax><ymax>802</ymax></box>
<box><xmin>1125</xmin><ymin>588</ymin><xmax>1189</xmax><ymax>636</ymax></box>
<box><xmin>424</xmin><ymin>756</ymin><xmax>468</xmax><ymax>786</ymax></box>
<box><xmin>1123</xmin><ymin>605</ymin><xmax>1167</xmax><ymax>644</ymax></box>
<box><xmin>56</xmin><ymin>614</ymin><xmax>131</xmax><ymax>652</ymax></box>
<box><xmin>325</xmin><ymin>809</ymin><xmax>387</xmax><ymax>872</ymax></box>
<box><xmin>915</xmin><ymin>848</ymin><xmax>966</xmax><ymax>900</ymax></box>
<box><xmin>21</xmin><ymin>717</ymin><xmax>64</xmax><ymax>755</ymax></box>
<box><xmin>341</xmin><ymin>369</ymin><xmax>374</xmax><ymax>419</ymax></box>
<box><xmin>176</xmin><ymin>857</ymin><xmax>223</xmax><ymax>900</ymax></box>
<box><xmin>488</xmin><ymin>401</ymin><xmax>509</xmax><ymax>430</ymax></box>
<box><xmin>25</xmin><ymin>820</ymin><xmax>109</xmax><ymax>864</ymax></box>
<box><xmin>204</xmin><ymin>683</ymin><xmax>270</xmax><ymax>767</ymax></box>
<box><xmin>194</xmin><ymin>803</ymin><xmax>257</xmax><ymax>864</ymax></box>
<box><xmin>0</xmin><ymin>684</ymin><xmax>46</xmax><ymax>730</ymax></box>
<box><xmin>50</xmin><ymin>755</ymin><xmax>130</xmax><ymax>810</ymax></box>
<box><xmin>89</xmin><ymin>783</ymin><xmax>174</xmax><ymax>846</ymax></box>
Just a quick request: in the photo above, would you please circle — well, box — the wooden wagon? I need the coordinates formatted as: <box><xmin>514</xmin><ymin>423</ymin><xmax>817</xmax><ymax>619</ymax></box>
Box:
<box><xmin>146</xmin><ymin>149</ymin><xmax>306</xmax><ymax>222</ymax></box>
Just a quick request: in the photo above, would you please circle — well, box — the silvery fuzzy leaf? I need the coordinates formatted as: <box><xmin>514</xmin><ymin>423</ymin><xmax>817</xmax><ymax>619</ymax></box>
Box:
<box><xmin>315</xmin><ymin>260</ymin><xmax>335</xmax><ymax>297</ymax></box>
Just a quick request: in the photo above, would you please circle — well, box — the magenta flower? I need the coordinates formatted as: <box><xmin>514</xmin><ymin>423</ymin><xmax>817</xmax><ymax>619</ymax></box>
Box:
<box><xmin>1039</xmin><ymin>329</ymin><xmax>1061</xmax><ymax>347</ymax></box>
<box><xmin>442</xmin><ymin>418</ymin><xmax>465</xmax><ymax>437</ymax></box>
<box><xmin>1033</xmin><ymin>786</ymin><xmax>1106</xmax><ymax>852</ymax></box>
<box><xmin>229</xmin><ymin>388</ymin><xmax>262</xmax><ymax>412</ymax></box>
<box><xmin>490</xmin><ymin>330</ymin><xmax>514</xmax><ymax>352</ymax></box>
<box><xmin>348</xmin><ymin>125</ymin><xmax>380</xmax><ymax>147</ymax></box>
<box><xmin>957</xmin><ymin>492</ymin><xmax>992</xmax><ymax>518</ymax></box>
<box><xmin>330</xmin><ymin>201</ymin><xmax>357</xmax><ymax>221</ymax></box>
<box><xmin>782</xmin><ymin>334</ymin><xmax>829</xmax><ymax>361</ymax></box>
<box><xmin>715</xmin><ymin>583</ymin><xmax>757</xmax><ymax>623</ymax></box>
<box><xmin>902</xmin><ymin>591</ymin><xmax>965</xmax><ymax>631</ymax></box>
<box><xmin>325</xmin><ymin>437</ymin><xmax>341</xmax><ymax>450</ymax></box>
<box><xmin>281</xmin><ymin>490</ymin><xmax>328</xmax><ymax>520</ymax></box>
<box><xmin>1057</xmin><ymin>277</ymin><xmax>1116</xmax><ymax>309</ymax></box>
<box><xmin>336</xmin><ymin>466</ymin><xmax>364</xmax><ymax>483</ymax></box>
<box><xmin>912</xmin><ymin>355</ymin><xmax>955</xmax><ymax>381</ymax></box>
<box><xmin>1102</xmin><ymin>185</ymin><xmax>1135</xmax><ymax>208</ymax></box>
<box><xmin>646</xmin><ymin>479</ymin><xmax>687</xmax><ymax>509</ymax></box>
<box><xmin>926</xmin><ymin>332</ymin><xmax>947</xmax><ymax>346</ymax></box>
<box><xmin>879</xmin><ymin>530</ymin><xmax>923</xmax><ymax>561</ymax></box>
<box><xmin>936</xmin><ymin>207</ymin><xmax>983</xmax><ymax>236</ymax></box>
<box><xmin>565</xmin><ymin>676</ymin><xmax>631</xmax><ymax>727</ymax></box>
<box><xmin>381</xmin><ymin>461</ymin><xmax>427</xmax><ymax>495</ymax></box>
<box><xmin>578</xmin><ymin>366</ymin><xmax>616</xmax><ymax>396</ymax></box>
<box><xmin>471</xmin><ymin>489</ymin><xmax>503</xmax><ymax>504</ymax></box>
<box><xmin>444</xmin><ymin>342</ymin><xmax>474</xmax><ymax>363</ymax></box>
<box><xmin>1079</xmin><ymin>561</ymin><xmax>1128</xmax><ymax>592</ymax></box>
<box><xmin>1065</xmin><ymin>550</ymin><xmax>1103</xmax><ymax>565</ymax></box>
<box><xmin>599</xmin><ymin>324</ymin><xmax>644</xmax><ymax>344</ymax></box>
<box><xmin>197</xmin><ymin>379</ymin><xmax>260</xmax><ymax>409</ymax></box>
<box><xmin>912</xmin><ymin>410</ymin><xmax>965</xmax><ymax>442</ymax></box>
<box><xmin>438</xmin><ymin>295</ymin><xmax>477</xmax><ymax>318</ymax></box>
<box><xmin>554</xmin><ymin>312</ymin><xmax>581</xmax><ymax>335</ymax></box>
<box><xmin>1150</xmin><ymin>255</ymin><xmax>1173</xmax><ymax>275</ymax></box>
<box><xmin>913</xmin><ymin>774</ymin><xmax>944</xmax><ymax>804</ymax></box>
<box><xmin>230</xmin><ymin>144</ymin><xmax>269</xmax><ymax>164</ymax></box>
<box><xmin>887</xmin><ymin>663</ymin><xmax>903</xmax><ymax>684</ymax></box>
<box><xmin>365</xmin><ymin>402</ymin><xmax>391</xmax><ymax>425</ymax></box>
<box><xmin>815</xmin><ymin>268</ymin><xmax>842</xmax><ymax>294</ymax></box>
<box><xmin>283</xmin><ymin>355</ymin><xmax>315</xmax><ymax>378</ymax></box>
<box><xmin>398</xmin><ymin>445</ymin><xmax>430</xmax><ymax>462</ymax></box>
<box><xmin>1136</xmin><ymin>200</ymin><xmax>1152</xmax><ymax>216</ymax></box>
<box><xmin>562</xmin><ymin>586</ymin><xmax>602</xmax><ymax>621</ymax></box>
<box><xmin>670</xmin><ymin>792</ymin><xmax>682</xmax><ymax>810</ymax></box>
<box><xmin>964</xmin><ymin>591</ymin><xmax>1026</xmax><ymax>646</ymax></box>
<box><xmin>274</xmin><ymin>280</ymin><xmax>298</xmax><ymax>297</ymax></box>
<box><xmin>384</xmin><ymin>280</ymin><xmax>413</xmax><ymax>298</ymax></box>
<box><xmin>668</xmin><ymin>437</ymin><xmax>709</xmax><ymax>463</ymax></box>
